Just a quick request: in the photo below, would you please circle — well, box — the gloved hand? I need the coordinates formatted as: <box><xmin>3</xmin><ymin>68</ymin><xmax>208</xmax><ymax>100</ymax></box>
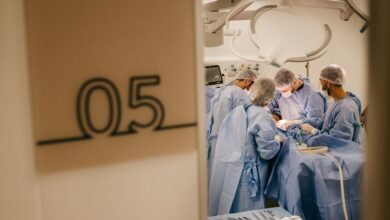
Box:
<box><xmin>300</xmin><ymin>123</ymin><xmax>318</xmax><ymax>135</ymax></box>
<box><xmin>276</xmin><ymin>119</ymin><xmax>288</xmax><ymax>131</ymax></box>
<box><xmin>285</xmin><ymin>119</ymin><xmax>303</xmax><ymax>129</ymax></box>
<box><xmin>274</xmin><ymin>134</ymin><xmax>284</xmax><ymax>143</ymax></box>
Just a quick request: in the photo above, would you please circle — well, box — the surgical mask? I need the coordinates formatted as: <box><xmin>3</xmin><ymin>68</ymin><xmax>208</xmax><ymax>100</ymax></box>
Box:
<box><xmin>326</xmin><ymin>95</ymin><xmax>335</xmax><ymax>106</ymax></box>
<box><xmin>249</xmin><ymin>91</ymin><xmax>256</xmax><ymax>101</ymax></box>
<box><xmin>320</xmin><ymin>87</ymin><xmax>334</xmax><ymax>106</ymax></box>
<box><xmin>281</xmin><ymin>91</ymin><xmax>292</xmax><ymax>98</ymax></box>
<box><xmin>320</xmin><ymin>89</ymin><xmax>328</xmax><ymax>97</ymax></box>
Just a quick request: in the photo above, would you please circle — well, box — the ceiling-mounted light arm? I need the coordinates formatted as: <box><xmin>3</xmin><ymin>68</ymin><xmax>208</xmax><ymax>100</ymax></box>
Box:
<box><xmin>345</xmin><ymin>0</ymin><xmax>369</xmax><ymax>33</ymax></box>
<box><xmin>205</xmin><ymin>0</ymin><xmax>257</xmax><ymax>34</ymax></box>
<box><xmin>229</xmin><ymin>29</ymin><xmax>282</xmax><ymax>67</ymax></box>
<box><xmin>225</xmin><ymin>0</ymin><xmax>257</xmax><ymax>33</ymax></box>
<box><xmin>284</xmin><ymin>24</ymin><xmax>332</xmax><ymax>63</ymax></box>
<box><xmin>249</xmin><ymin>4</ymin><xmax>278</xmax><ymax>49</ymax></box>
<box><xmin>229</xmin><ymin>29</ymin><xmax>267</xmax><ymax>62</ymax></box>
<box><xmin>203</xmin><ymin>0</ymin><xmax>241</xmax><ymax>12</ymax></box>
<box><xmin>277</xmin><ymin>0</ymin><xmax>347</xmax><ymax>11</ymax></box>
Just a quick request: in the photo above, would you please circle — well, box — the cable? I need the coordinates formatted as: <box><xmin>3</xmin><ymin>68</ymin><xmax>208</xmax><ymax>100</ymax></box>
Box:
<box><xmin>298</xmin><ymin>145</ymin><xmax>349</xmax><ymax>220</ymax></box>
<box><xmin>323</xmin><ymin>153</ymin><xmax>349</xmax><ymax>220</ymax></box>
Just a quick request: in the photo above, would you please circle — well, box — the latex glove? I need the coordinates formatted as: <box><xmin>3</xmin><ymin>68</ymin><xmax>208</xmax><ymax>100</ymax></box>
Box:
<box><xmin>276</xmin><ymin>119</ymin><xmax>288</xmax><ymax>131</ymax></box>
<box><xmin>274</xmin><ymin>134</ymin><xmax>284</xmax><ymax>143</ymax></box>
<box><xmin>285</xmin><ymin>119</ymin><xmax>303</xmax><ymax>129</ymax></box>
<box><xmin>300</xmin><ymin>123</ymin><xmax>318</xmax><ymax>135</ymax></box>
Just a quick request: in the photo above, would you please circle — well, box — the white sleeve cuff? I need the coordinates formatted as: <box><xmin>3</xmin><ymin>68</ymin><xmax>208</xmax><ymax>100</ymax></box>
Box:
<box><xmin>294</xmin><ymin>119</ymin><xmax>303</xmax><ymax>124</ymax></box>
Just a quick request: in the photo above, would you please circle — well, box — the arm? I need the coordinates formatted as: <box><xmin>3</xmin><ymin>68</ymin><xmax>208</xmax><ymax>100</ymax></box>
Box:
<box><xmin>268</xmin><ymin>92</ymin><xmax>281</xmax><ymax>120</ymax></box>
<box><xmin>255</xmin><ymin>115</ymin><xmax>281</xmax><ymax>160</ymax></box>
<box><xmin>302</xmin><ymin>92</ymin><xmax>326</xmax><ymax>129</ymax></box>
<box><xmin>322</xmin><ymin>107</ymin><xmax>357</xmax><ymax>141</ymax></box>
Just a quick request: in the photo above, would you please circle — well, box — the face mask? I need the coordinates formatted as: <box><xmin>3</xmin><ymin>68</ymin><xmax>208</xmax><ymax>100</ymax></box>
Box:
<box><xmin>246</xmin><ymin>89</ymin><xmax>252</xmax><ymax>96</ymax></box>
<box><xmin>320</xmin><ymin>89</ymin><xmax>328</xmax><ymax>97</ymax></box>
<box><xmin>326</xmin><ymin>95</ymin><xmax>335</xmax><ymax>106</ymax></box>
<box><xmin>320</xmin><ymin>87</ymin><xmax>334</xmax><ymax>106</ymax></box>
<box><xmin>281</xmin><ymin>91</ymin><xmax>292</xmax><ymax>98</ymax></box>
<box><xmin>249</xmin><ymin>91</ymin><xmax>256</xmax><ymax>101</ymax></box>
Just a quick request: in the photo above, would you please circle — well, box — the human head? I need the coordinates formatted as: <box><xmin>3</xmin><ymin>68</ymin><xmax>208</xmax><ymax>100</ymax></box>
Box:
<box><xmin>273</xmin><ymin>68</ymin><xmax>297</xmax><ymax>98</ymax></box>
<box><xmin>319</xmin><ymin>64</ymin><xmax>346</xmax><ymax>93</ymax></box>
<box><xmin>319</xmin><ymin>64</ymin><xmax>346</xmax><ymax>85</ymax></box>
<box><xmin>235</xmin><ymin>69</ymin><xmax>257</xmax><ymax>90</ymax></box>
<box><xmin>250</xmin><ymin>78</ymin><xmax>276</xmax><ymax>107</ymax></box>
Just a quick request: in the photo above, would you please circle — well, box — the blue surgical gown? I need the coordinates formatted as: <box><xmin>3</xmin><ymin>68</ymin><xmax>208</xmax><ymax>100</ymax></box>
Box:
<box><xmin>269</xmin><ymin>81</ymin><xmax>326</xmax><ymax>128</ymax></box>
<box><xmin>206</xmin><ymin>86</ymin><xmax>216</xmax><ymax>114</ymax></box>
<box><xmin>208</xmin><ymin>103</ymin><xmax>280</xmax><ymax>216</ymax></box>
<box><xmin>320</xmin><ymin>92</ymin><xmax>362</xmax><ymax>144</ymax></box>
<box><xmin>207</xmin><ymin>84</ymin><xmax>250</xmax><ymax>177</ymax></box>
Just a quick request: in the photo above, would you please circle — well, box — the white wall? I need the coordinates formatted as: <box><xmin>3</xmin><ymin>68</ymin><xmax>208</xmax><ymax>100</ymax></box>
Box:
<box><xmin>204</xmin><ymin>1</ymin><xmax>369</xmax><ymax>107</ymax></box>
<box><xmin>1</xmin><ymin>0</ymin><xmax>205</xmax><ymax>220</ymax></box>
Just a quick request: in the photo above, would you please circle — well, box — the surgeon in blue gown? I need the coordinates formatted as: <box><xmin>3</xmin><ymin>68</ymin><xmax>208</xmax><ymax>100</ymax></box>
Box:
<box><xmin>206</xmin><ymin>86</ymin><xmax>217</xmax><ymax>114</ymax></box>
<box><xmin>269</xmin><ymin>68</ymin><xmax>326</xmax><ymax>130</ymax></box>
<box><xmin>207</xmin><ymin>69</ymin><xmax>257</xmax><ymax>178</ymax></box>
<box><xmin>300</xmin><ymin>64</ymin><xmax>362</xmax><ymax>144</ymax></box>
<box><xmin>208</xmin><ymin>78</ymin><xmax>282</xmax><ymax>216</ymax></box>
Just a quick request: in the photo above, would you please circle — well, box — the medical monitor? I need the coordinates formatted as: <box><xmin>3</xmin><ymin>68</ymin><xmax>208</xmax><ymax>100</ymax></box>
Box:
<box><xmin>205</xmin><ymin>65</ymin><xmax>223</xmax><ymax>85</ymax></box>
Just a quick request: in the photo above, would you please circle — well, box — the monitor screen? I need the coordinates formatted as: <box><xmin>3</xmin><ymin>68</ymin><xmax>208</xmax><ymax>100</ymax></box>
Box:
<box><xmin>205</xmin><ymin>65</ymin><xmax>223</xmax><ymax>85</ymax></box>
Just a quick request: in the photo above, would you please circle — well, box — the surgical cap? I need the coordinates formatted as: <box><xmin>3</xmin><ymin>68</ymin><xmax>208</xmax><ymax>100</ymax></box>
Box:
<box><xmin>236</xmin><ymin>69</ymin><xmax>257</xmax><ymax>81</ymax></box>
<box><xmin>320</xmin><ymin>64</ymin><xmax>346</xmax><ymax>85</ymax></box>
<box><xmin>250</xmin><ymin>78</ymin><xmax>276</xmax><ymax>107</ymax></box>
<box><xmin>274</xmin><ymin>68</ymin><xmax>295</xmax><ymax>89</ymax></box>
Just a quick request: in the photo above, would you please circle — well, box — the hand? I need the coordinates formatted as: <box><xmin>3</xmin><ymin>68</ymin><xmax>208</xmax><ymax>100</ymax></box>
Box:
<box><xmin>300</xmin><ymin>123</ymin><xmax>318</xmax><ymax>135</ymax></box>
<box><xmin>285</xmin><ymin>119</ymin><xmax>303</xmax><ymax>129</ymax></box>
<box><xmin>274</xmin><ymin>134</ymin><xmax>284</xmax><ymax>143</ymax></box>
<box><xmin>276</xmin><ymin>119</ymin><xmax>288</xmax><ymax>130</ymax></box>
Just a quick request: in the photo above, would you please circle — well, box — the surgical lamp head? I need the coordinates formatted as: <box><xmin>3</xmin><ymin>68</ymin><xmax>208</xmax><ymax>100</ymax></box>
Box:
<box><xmin>250</xmin><ymin>77</ymin><xmax>276</xmax><ymax>107</ymax></box>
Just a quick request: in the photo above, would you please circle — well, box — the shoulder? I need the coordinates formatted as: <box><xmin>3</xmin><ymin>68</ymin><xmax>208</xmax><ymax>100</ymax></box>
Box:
<box><xmin>247</xmin><ymin>105</ymin><xmax>272</xmax><ymax>120</ymax></box>
<box><xmin>334</xmin><ymin>98</ymin><xmax>359</xmax><ymax>115</ymax></box>
<box><xmin>302</xmin><ymin>82</ymin><xmax>325</xmax><ymax>100</ymax></box>
<box><xmin>301</xmin><ymin>81</ymin><xmax>318</xmax><ymax>94</ymax></box>
<box><xmin>222</xmin><ymin>85</ymin><xmax>242</xmax><ymax>95</ymax></box>
<box><xmin>344</xmin><ymin>98</ymin><xmax>360</xmax><ymax>110</ymax></box>
<box><xmin>346</xmin><ymin>92</ymin><xmax>362</xmax><ymax>113</ymax></box>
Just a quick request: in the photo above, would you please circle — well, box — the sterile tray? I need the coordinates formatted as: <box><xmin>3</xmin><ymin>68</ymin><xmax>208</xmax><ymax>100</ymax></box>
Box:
<box><xmin>208</xmin><ymin>207</ymin><xmax>297</xmax><ymax>220</ymax></box>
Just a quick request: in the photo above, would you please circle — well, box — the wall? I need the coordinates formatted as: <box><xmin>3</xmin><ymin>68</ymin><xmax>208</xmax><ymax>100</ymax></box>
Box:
<box><xmin>204</xmin><ymin>1</ymin><xmax>369</xmax><ymax>107</ymax></box>
<box><xmin>1</xmin><ymin>0</ymin><xmax>205</xmax><ymax>220</ymax></box>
